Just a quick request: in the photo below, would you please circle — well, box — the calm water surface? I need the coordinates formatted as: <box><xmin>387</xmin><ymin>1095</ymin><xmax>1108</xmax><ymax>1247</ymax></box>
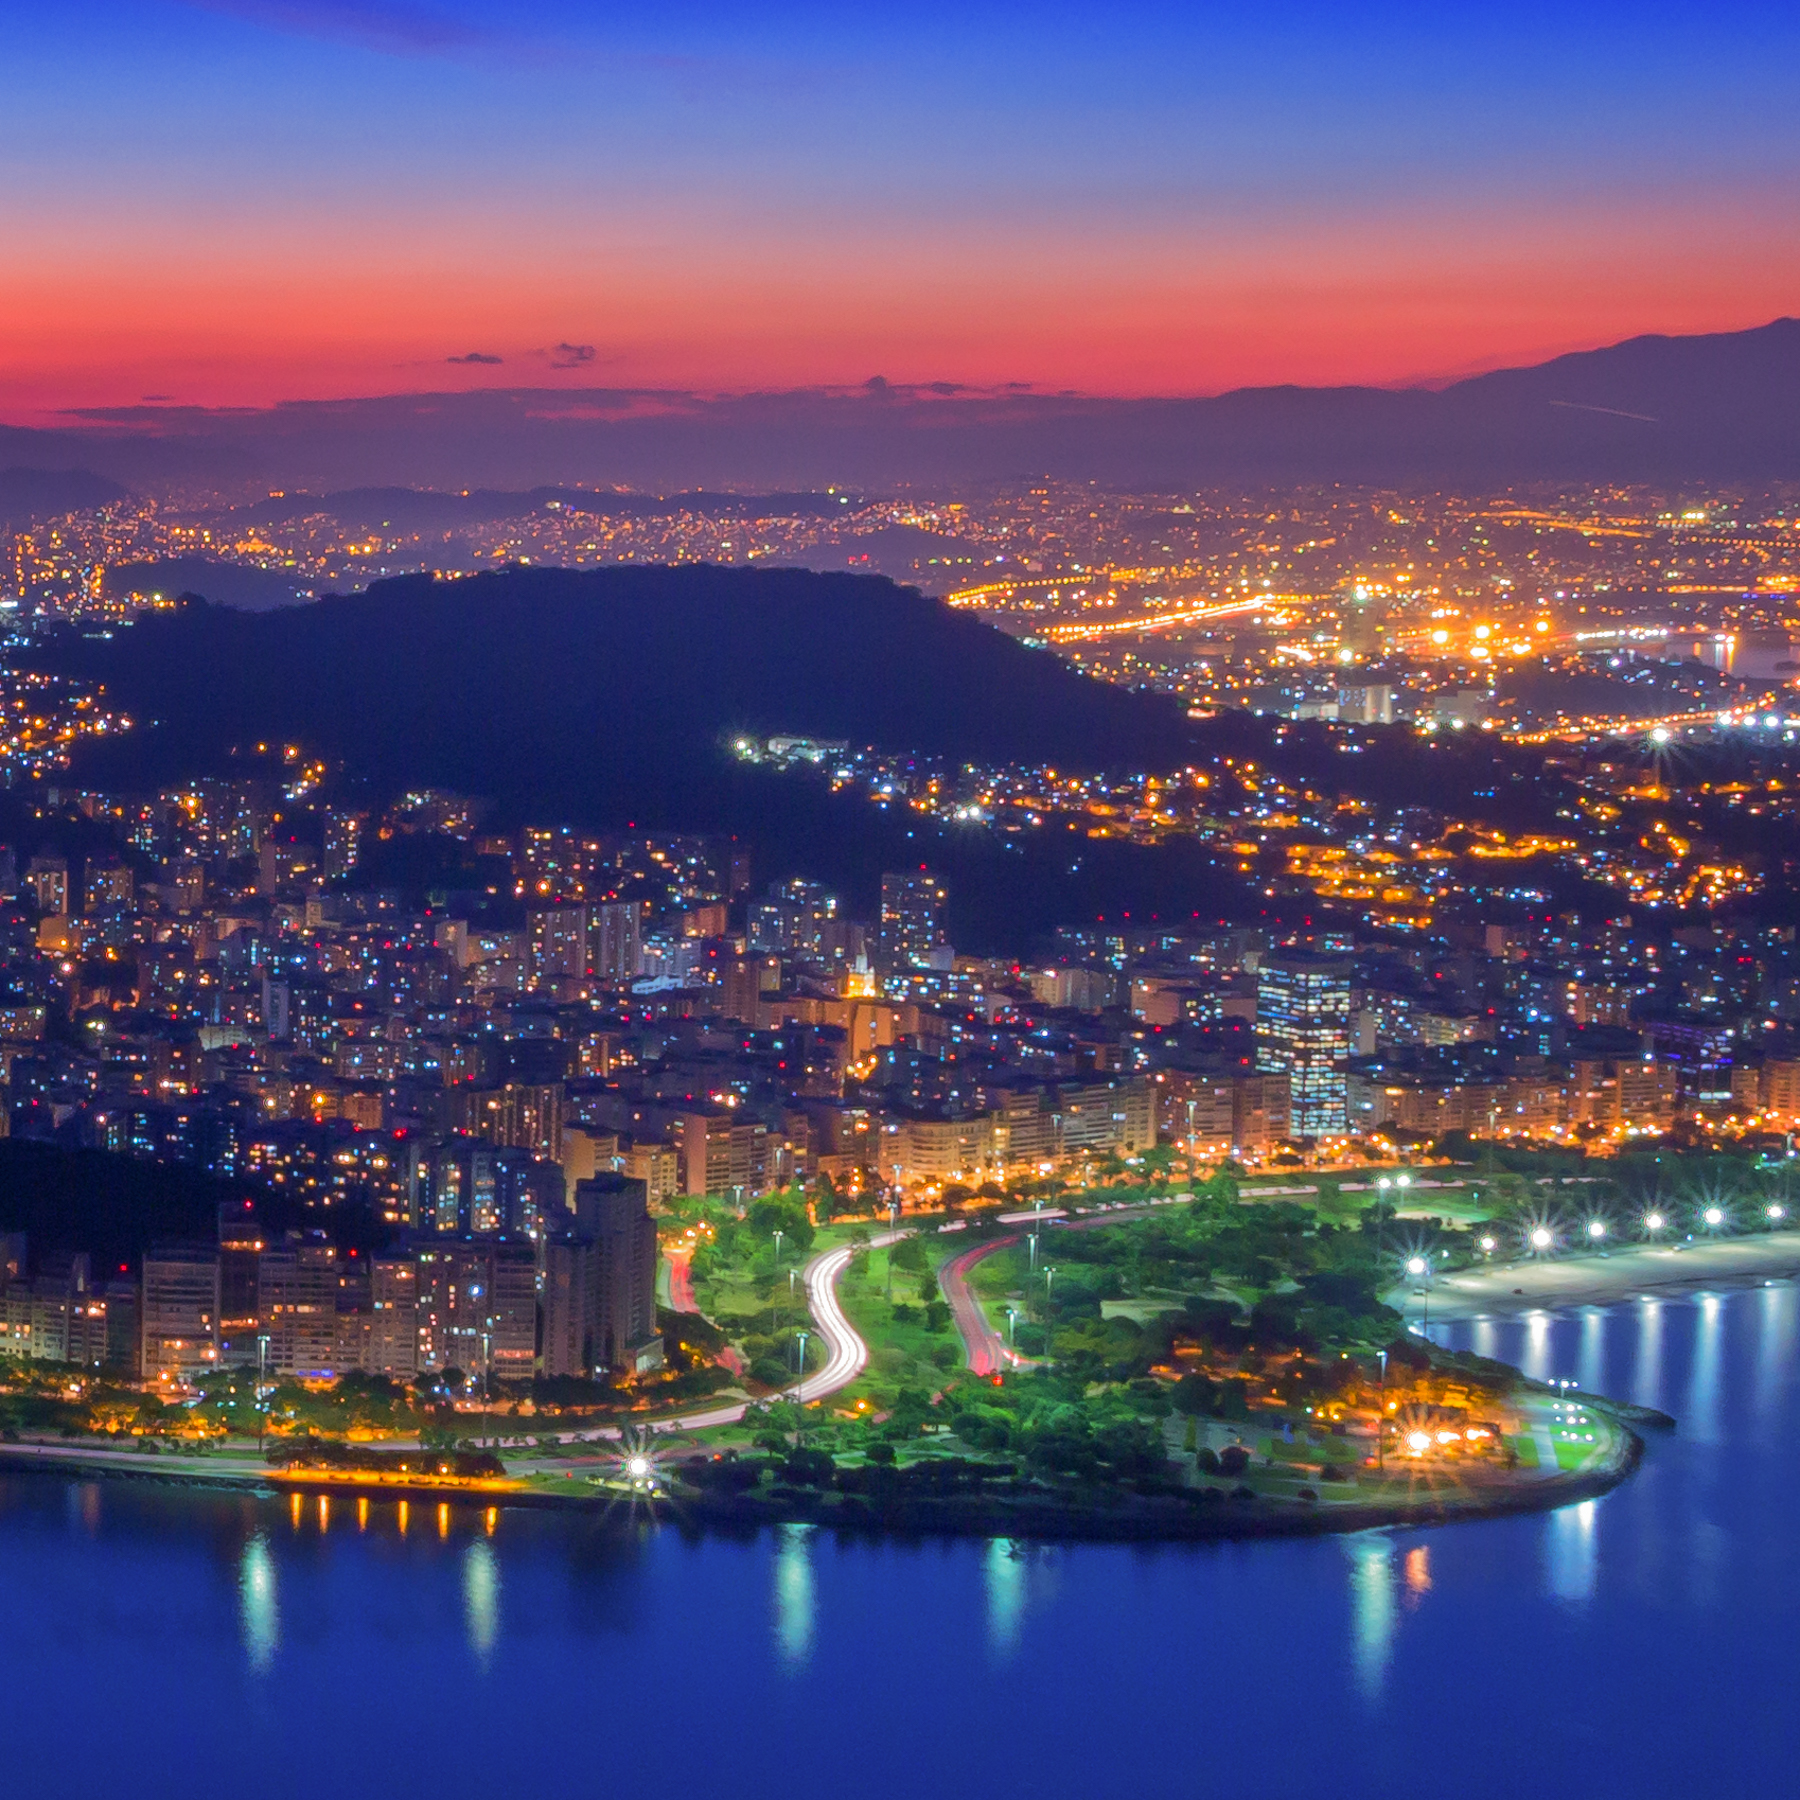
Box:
<box><xmin>4</xmin><ymin>1284</ymin><xmax>1798</xmax><ymax>1798</ymax></box>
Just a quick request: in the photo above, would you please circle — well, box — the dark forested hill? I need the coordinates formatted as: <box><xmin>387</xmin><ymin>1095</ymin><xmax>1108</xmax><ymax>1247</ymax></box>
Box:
<box><xmin>57</xmin><ymin>563</ymin><xmax>1199</xmax><ymax>787</ymax></box>
<box><xmin>41</xmin><ymin>564</ymin><xmax>1570</xmax><ymax>949</ymax></box>
<box><xmin>47</xmin><ymin>566</ymin><xmax>1226</xmax><ymax>945</ymax></box>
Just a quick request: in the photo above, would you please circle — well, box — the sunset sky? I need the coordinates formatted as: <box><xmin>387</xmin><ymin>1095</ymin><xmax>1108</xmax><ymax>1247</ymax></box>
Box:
<box><xmin>3</xmin><ymin>0</ymin><xmax>1797</xmax><ymax>419</ymax></box>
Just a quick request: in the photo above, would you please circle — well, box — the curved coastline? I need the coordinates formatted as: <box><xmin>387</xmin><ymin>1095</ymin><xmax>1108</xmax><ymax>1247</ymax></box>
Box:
<box><xmin>0</xmin><ymin>1419</ymin><xmax>1644</xmax><ymax>1543</ymax></box>
<box><xmin>1421</xmin><ymin>1230</ymin><xmax>1800</xmax><ymax>1321</ymax></box>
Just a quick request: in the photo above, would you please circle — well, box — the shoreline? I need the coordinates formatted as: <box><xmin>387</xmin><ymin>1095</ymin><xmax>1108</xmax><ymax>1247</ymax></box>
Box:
<box><xmin>1418</xmin><ymin>1230</ymin><xmax>1800</xmax><ymax>1321</ymax></box>
<box><xmin>0</xmin><ymin>1423</ymin><xmax>1643</xmax><ymax>1544</ymax></box>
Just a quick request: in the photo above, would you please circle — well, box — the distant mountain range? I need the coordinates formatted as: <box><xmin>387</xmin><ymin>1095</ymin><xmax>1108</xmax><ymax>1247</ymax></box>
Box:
<box><xmin>0</xmin><ymin>465</ymin><xmax>125</xmax><ymax>525</ymax></box>
<box><xmin>2</xmin><ymin>318</ymin><xmax>1796</xmax><ymax>495</ymax></box>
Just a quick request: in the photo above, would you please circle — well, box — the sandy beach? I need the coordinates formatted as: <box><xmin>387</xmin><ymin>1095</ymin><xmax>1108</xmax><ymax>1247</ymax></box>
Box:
<box><xmin>1413</xmin><ymin>1230</ymin><xmax>1800</xmax><ymax>1320</ymax></box>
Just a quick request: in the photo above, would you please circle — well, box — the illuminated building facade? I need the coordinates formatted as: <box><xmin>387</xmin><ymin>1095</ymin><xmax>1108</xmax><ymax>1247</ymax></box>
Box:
<box><xmin>1256</xmin><ymin>951</ymin><xmax>1353</xmax><ymax>1139</ymax></box>
<box><xmin>879</xmin><ymin>867</ymin><xmax>947</xmax><ymax>967</ymax></box>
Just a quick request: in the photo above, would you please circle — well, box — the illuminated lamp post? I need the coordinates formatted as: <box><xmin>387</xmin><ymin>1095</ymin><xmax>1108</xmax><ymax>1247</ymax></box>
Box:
<box><xmin>1406</xmin><ymin>1254</ymin><xmax>1433</xmax><ymax>1341</ymax></box>
<box><xmin>792</xmin><ymin>1328</ymin><xmax>811</xmax><ymax>1403</ymax></box>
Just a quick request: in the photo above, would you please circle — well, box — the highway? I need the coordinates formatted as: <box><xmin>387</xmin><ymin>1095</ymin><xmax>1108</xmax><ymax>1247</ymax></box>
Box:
<box><xmin>937</xmin><ymin>1235</ymin><xmax>1019</xmax><ymax>1375</ymax></box>
<box><xmin>793</xmin><ymin>1229</ymin><xmax>905</xmax><ymax>1403</ymax></box>
<box><xmin>937</xmin><ymin>1194</ymin><xmax>1202</xmax><ymax>1375</ymax></box>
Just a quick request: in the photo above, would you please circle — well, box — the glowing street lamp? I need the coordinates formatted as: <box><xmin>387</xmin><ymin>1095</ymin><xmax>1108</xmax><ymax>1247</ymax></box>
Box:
<box><xmin>1405</xmin><ymin>1255</ymin><xmax>1428</xmax><ymax>1278</ymax></box>
<box><xmin>1478</xmin><ymin>1235</ymin><xmax>1497</xmax><ymax>1256</ymax></box>
<box><xmin>1703</xmin><ymin>1206</ymin><xmax>1726</xmax><ymax>1230</ymax></box>
<box><xmin>1586</xmin><ymin>1219</ymin><xmax>1607</xmax><ymax>1242</ymax></box>
<box><xmin>1767</xmin><ymin>1203</ymin><xmax>1787</xmax><ymax>1223</ymax></box>
<box><xmin>1530</xmin><ymin>1225</ymin><xmax>1555</xmax><ymax>1253</ymax></box>
<box><xmin>1644</xmin><ymin>1211</ymin><xmax>1666</xmax><ymax>1235</ymax></box>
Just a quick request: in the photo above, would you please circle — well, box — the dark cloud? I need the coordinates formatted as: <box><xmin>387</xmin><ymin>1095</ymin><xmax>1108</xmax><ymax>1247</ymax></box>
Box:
<box><xmin>446</xmin><ymin>352</ymin><xmax>502</xmax><ymax>365</ymax></box>
<box><xmin>546</xmin><ymin>343</ymin><xmax>597</xmax><ymax>370</ymax></box>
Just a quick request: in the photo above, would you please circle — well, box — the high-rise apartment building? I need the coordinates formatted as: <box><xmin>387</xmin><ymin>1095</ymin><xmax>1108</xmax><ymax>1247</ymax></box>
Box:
<box><xmin>82</xmin><ymin>855</ymin><xmax>134</xmax><ymax>913</ymax></box>
<box><xmin>541</xmin><ymin>1174</ymin><xmax>661</xmax><ymax>1376</ymax></box>
<box><xmin>879</xmin><ymin>868</ymin><xmax>947</xmax><ymax>967</ymax></box>
<box><xmin>1256</xmin><ymin>951</ymin><xmax>1353</xmax><ymax>1139</ymax></box>
<box><xmin>321</xmin><ymin>810</ymin><xmax>364</xmax><ymax>882</ymax></box>
<box><xmin>452</xmin><ymin>1082</ymin><xmax>566</xmax><ymax>1163</ymax></box>
<box><xmin>217</xmin><ymin>1200</ymin><xmax>265</xmax><ymax>1363</ymax></box>
<box><xmin>24</xmin><ymin>854</ymin><xmax>68</xmax><ymax>917</ymax></box>
<box><xmin>589</xmin><ymin>900</ymin><xmax>642</xmax><ymax>983</ymax></box>
<box><xmin>529</xmin><ymin>905</ymin><xmax>588</xmax><ymax>983</ymax></box>
<box><xmin>368</xmin><ymin>1256</ymin><xmax>418</xmax><ymax>1377</ymax></box>
<box><xmin>140</xmin><ymin>1243</ymin><xmax>221</xmax><ymax>1382</ymax></box>
<box><xmin>258</xmin><ymin>1231</ymin><xmax>339</xmax><ymax>1377</ymax></box>
<box><xmin>672</xmin><ymin>1110</ymin><xmax>771</xmax><ymax>1199</ymax></box>
<box><xmin>413</xmin><ymin>1239</ymin><xmax>537</xmax><ymax>1378</ymax></box>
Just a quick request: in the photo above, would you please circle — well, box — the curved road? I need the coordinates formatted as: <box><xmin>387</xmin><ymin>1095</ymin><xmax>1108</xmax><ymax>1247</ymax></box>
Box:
<box><xmin>566</xmin><ymin>1228</ymin><xmax>909</xmax><ymax>1438</ymax></box>
<box><xmin>937</xmin><ymin>1235</ymin><xmax>1019</xmax><ymax>1374</ymax></box>
<box><xmin>938</xmin><ymin>1195</ymin><xmax>1200</xmax><ymax>1375</ymax></box>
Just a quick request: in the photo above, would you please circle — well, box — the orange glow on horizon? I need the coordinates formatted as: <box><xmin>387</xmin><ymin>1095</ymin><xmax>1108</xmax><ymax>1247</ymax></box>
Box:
<box><xmin>2</xmin><ymin>193</ymin><xmax>1795</xmax><ymax>420</ymax></box>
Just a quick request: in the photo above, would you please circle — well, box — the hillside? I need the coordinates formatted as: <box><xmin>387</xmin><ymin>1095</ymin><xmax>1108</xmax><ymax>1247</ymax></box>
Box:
<box><xmin>0</xmin><ymin>466</ymin><xmax>126</xmax><ymax>525</ymax></box>
<box><xmin>40</xmin><ymin>565</ymin><xmax>1573</xmax><ymax>947</ymax></box>
<box><xmin>45</xmin><ymin>566</ymin><xmax>1226</xmax><ymax>944</ymax></box>
<box><xmin>58</xmin><ymin>563</ymin><xmax>1199</xmax><ymax>779</ymax></box>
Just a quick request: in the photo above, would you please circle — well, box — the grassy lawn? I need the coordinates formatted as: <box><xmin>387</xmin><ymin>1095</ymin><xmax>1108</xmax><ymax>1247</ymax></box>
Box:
<box><xmin>833</xmin><ymin>1244</ymin><xmax>963</xmax><ymax>1406</ymax></box>
<box><xmin>1552</xmin><ymin>1434</ymin><xmax>1604</xmax><ymax>1471</ymax></box>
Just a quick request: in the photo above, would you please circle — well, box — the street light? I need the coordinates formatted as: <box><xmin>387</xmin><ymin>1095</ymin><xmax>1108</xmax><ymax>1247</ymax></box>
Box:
<box><xmin>1586</xmin><ymin>1219</ymin><xmax>1607</xmax><ymax>1242</ymax></box>
<box><xmin>1644</xmin><ymin>1211</ymin><xmax>1666</xmax><ymax>1235</ymax></box>
<box><xmin>1769</xmin><ymin>1203</ymin><xmax>1788</xmax><ymax>1223</ymax></box>
<box><xmin>1406</xmin><ymin>1254</ymin><xmax>1433</xmax><ymax>1340</ymax></box>
<box><xmin>792</xmin><ymin>1328</ymin><xmax>811</xmax><ymax>1401</ymax></box>
<box><xmin>1005</xmin><ymin>1306</ymin><xmax>1020</xmax><ymax>1349</ymax></box>
<box><xmin>1703</xmin><ymin>1206</ymin><xmax>1725</xmax><ymax>1230</ymax></box>
<box><xmin>1530</xmin><ymin>1225</ymin><xmax>1555</xmax><ymax>1253</ymax></box>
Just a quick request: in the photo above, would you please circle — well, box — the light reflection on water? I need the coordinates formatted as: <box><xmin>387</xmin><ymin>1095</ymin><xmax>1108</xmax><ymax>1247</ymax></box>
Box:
<box><xmin>463</xmin><ymin>1538</ymin><xmax>499</xmax><ymax>1666</ymax></box>
<box><xmin>985</xmin><ymin>1537</ymin><xmax>1025</xmax><ymax>1661</ymax></box>
<box><xmin>1344</xmin><ymin>1534</ymin><xmax>1396</xmax><ymax>1700</ymax></box>
<box><xmin>238</xmin><ymin>1533</ymin><xmax>278</xmax><ymax>1673</ymax></box>
<box><xmin>1545</xmin><ymin>1497</ymin><xmax>1597</xmax><ymax>1605</ymax></box>
<box><xmin>3</xmin><ymin>1285</ymin><xmax>1800</xmax><ymax>1799</ymax></box>
<box><xmin>772</xmin><ymin>1522</ymin><xmax>815</xmax><ymax>1669</ymax></box>
<box><xmin>1687</xmin><ymin>1293</ymin><xmax>1724</xmax><ymax>1444</ymax></box>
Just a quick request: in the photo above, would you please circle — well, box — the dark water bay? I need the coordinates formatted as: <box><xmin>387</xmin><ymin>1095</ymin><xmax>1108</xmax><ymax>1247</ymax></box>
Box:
<box><xmin>3</xmin><ymin>1284</ymin><xmax>1796</xmax><ymax>1798</ymax></box>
